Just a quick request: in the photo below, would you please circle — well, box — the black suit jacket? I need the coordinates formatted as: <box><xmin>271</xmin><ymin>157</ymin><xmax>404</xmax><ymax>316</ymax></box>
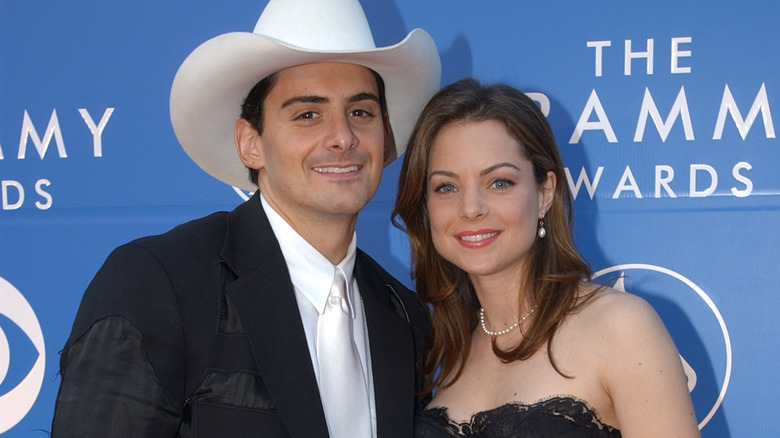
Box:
<box><xmin>52</xmin><ymin>193</ymin><xmax>429</xmax><ymax>437</ymax></box>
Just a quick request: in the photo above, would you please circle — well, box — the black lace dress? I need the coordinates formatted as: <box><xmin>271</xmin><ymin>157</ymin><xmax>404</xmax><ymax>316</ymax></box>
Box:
<box><xmin>415</xmin><ymin>396</ymin><xmax>621</xmax><ymax>437</ymax></box>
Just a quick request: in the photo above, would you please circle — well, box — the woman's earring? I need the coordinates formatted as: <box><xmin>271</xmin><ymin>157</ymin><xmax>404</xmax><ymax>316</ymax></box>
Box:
<box><xmin>537</xmin><ymin>218</ymin><xmax>547</xmax><ymax>239</ymax></box>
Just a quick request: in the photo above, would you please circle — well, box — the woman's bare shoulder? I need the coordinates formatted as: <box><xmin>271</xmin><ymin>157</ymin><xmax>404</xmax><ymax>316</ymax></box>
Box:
<box><xmin>568</xmin><ymin>283</ymin><xmax>699</xmax><ymax>436</ymax></box>
<box><xmin>573</xmin><ymin>282</ymin><xmax>670</xmax><ymax>347</ymax></box>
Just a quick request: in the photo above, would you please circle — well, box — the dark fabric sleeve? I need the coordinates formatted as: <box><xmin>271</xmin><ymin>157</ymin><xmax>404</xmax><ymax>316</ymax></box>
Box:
<box><xmin>51</xmin><ymin>243</ymin><xmax>187</xmax><ymax>437</ymax></box>
<box><xmin>51</xmin><ymin>316</ymin><xmax>182</xmax><ymax>437</ymax></box>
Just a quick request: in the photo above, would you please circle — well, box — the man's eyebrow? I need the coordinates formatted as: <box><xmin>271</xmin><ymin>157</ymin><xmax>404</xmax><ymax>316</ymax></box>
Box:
<box><xmin>280</xmin><ymin>95</ymin><xmax>328</xmax><ymax>109</ymax></box>
<box><xmin>280</xmin><ymin>92</ymin><xmax>379</xmax><ymax>109</ymax></box>
<box><xmin>349</xmin><ymin>92</ymin><xmax>380</xmax><ymax>104</ymax></box>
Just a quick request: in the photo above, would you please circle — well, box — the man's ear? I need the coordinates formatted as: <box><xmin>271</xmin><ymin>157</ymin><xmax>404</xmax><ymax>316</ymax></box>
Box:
<box><xmin>539</xmin><ymin>170</ymin><xmax>557</xmax><ymax>217</ymax></box>
<box><xmin>382</xmin><ymin>114</ymin><xmax>397</xmax><ymax>165</ymax></box>
<box><xmin>235</xmin><ymin>118</ymin><xmax>264</xmax><ymax>170</ymax></box>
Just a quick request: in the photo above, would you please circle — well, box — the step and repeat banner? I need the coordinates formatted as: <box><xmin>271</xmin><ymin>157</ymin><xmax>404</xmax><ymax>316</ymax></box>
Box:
<box><xmin>1</xmin><ymin>1</ymin><xmax>777</xmax><ymax>436</ymax></box>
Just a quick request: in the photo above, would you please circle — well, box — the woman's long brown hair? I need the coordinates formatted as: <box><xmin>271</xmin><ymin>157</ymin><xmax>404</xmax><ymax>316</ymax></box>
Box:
<box><xmin>392</xmin><ymin>78</ymin><xmax>595</xmax><ymax>395</ymax></box>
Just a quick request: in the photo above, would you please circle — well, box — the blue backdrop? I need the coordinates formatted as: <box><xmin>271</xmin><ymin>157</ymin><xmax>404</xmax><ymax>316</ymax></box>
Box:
<box><xmin>1</xmin><ymin>1</ymin><xmax>777</xmax><ymax>436</ymax></box>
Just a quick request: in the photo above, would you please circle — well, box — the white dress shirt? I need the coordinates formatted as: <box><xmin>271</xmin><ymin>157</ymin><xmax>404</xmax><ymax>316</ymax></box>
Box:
<box><xmin>260</xmin><ymin>194</ymin><xmax>376</xmax><ymax>437</ymax></box>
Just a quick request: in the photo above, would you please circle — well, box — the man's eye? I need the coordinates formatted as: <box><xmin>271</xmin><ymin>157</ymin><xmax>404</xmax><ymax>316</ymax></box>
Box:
<box><xmin>351</xmin><ymin>109</ymin><xmax>374</xmax><ymax>118</ymax></box>
<box><xmin>296</xmin><ymin>111</ymin><xmax>318</xmax><ymax>120</ymax></box>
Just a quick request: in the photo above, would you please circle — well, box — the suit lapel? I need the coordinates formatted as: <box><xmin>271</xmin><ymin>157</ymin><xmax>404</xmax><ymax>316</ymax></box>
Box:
<box><xmin>356</xmin><ymin>253</ymin><xmax>415</xmax><ymax>438</ymax></box>
<box><xmin>220</xmin><ymin>194</ymin><xmax>329</xmax><ymax>438</ymax></box>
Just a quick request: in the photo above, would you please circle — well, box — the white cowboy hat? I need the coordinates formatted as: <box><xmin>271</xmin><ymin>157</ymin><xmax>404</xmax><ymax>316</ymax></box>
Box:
<box><xmin>170</xmin><ymin>0</ymin><xmax>441</xmax><ymax>191</ymax></box>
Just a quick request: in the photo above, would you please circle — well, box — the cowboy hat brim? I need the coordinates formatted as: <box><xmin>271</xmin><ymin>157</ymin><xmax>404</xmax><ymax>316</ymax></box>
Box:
<box><xmin>170</xmin><ymin>29</ymin><xmax>440</xmax><ymax>191</ymax></box>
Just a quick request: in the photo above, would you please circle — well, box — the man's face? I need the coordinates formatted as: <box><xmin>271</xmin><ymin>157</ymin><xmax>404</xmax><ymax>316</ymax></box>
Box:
<box><xmin>239</xmin><ymin>62</ymin><xmax>390</xmax><ymax>232</ymax></box>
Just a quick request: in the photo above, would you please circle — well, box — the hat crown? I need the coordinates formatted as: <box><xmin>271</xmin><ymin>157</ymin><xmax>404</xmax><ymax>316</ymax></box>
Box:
<box><xmin>254</xmin><ymin>0</ymin><xmax>376</xmax><ymax>51</ymax></box>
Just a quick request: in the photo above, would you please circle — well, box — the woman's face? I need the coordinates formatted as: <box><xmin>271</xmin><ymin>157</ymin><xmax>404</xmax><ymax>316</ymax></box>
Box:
<box><xmin>426</xmin><ymin>119</ymin><xmax>554</xmax><ymax>284</ymax></box>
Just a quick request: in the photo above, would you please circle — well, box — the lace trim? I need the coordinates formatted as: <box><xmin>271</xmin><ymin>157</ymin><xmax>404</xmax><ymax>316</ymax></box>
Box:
<box><xmin>423</xmin><ymin>395</ymin><xmax>620</xmax><ymax>436</ymax></box>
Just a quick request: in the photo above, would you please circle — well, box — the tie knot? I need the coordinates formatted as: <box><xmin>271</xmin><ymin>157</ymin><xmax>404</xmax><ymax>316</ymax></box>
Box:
<box><xmin>331</xmin><ymin>269</ymin><xmax>347</xmax><ymax>296</ymax></box>
<box><xmin>328</xmin><ymin>269</ymin><xmax>350</xmax><ymax>312</ymax></box>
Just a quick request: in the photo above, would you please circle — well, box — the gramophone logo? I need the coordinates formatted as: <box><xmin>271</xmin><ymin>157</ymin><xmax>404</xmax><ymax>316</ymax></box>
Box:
<box><xmin>0</xmin><ymin>276</ymin><xmax>45</xmax><ymax>433</ymax></box>
<box><xmin>592</xmin><ymin>264</ymin><xmax>731</xmax><ymax>431</ymax></box>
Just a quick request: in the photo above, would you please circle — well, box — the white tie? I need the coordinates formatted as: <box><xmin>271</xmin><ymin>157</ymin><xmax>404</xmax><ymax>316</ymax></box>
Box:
<box><xmin>317</xmin><ymin>268</ymin><xmax>371</xmax><ymax>437</ymax></box>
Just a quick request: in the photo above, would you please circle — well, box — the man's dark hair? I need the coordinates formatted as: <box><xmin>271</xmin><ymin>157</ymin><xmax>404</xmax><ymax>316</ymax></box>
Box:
<box><xmin>240</xmin><ymin>72</ymin><xmax>279</xmax><ymax>186</ymax></box>
<box><xmin>239</xmin><ymin>69</ymin><xmax>388</xmax><ymax>186</ymax></box>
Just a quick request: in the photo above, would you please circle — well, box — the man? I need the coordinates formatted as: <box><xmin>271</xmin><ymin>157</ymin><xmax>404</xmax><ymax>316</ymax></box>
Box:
<box><xmin>51</xmin><ymin>0</ymin><xmax>440</xmax><ymax>436</ymax></box>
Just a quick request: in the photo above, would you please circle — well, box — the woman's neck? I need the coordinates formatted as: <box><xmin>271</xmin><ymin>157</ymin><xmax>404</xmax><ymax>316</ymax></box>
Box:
<box><xmin>470</xmin><ymin>270</ymin><xmax>531</xmax><ymax>329</ymax></box>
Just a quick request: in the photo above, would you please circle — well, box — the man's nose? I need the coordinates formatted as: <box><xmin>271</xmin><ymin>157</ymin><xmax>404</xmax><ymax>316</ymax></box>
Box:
<box><xmin>327</xmin><ymin>114</ymin><xmax>358</xmax><ymax>151</ymax></box>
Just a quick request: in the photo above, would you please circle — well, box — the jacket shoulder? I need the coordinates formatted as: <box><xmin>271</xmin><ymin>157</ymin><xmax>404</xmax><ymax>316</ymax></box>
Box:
<box><xmin>356</xmin><ymin>249</ymin><xmax>412</xmax><ymax>295</ymax></box>
<box><xmin>356</xmin><ymin>249</ymin><xmax>428</xmax><ymax>328</ymax></box>
<box><xmin>130</xmin><ymin>211</ymin><xmax>229</xmax><ymax>257</ymax></box>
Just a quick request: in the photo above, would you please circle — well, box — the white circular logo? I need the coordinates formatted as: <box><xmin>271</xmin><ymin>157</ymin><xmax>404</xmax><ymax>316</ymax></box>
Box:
<box><xmin>0</xmin><ymin>276</ymin><xmax>46</xmax><ymax>434</ymax></box>
<box><xmin>593</xmin><ymin>264</ymin><xmax>730</xmax><ymax>431</ymax></box>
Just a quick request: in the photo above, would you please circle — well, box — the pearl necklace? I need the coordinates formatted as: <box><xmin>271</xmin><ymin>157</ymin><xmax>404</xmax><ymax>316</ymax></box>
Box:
<box><xmin>479</xmin><ymin>306</ymin><xmax>536</xmax><ymax>336</ymax></box>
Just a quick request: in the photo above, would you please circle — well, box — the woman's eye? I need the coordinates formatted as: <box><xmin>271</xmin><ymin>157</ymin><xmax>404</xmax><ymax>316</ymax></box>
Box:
<box><xmin>434</xmin><ymin>183</ymin><xmax>455</xmax><ymax>194</ymax></box>
<box><xmin>492</xmin><ymin>179</ymin><xmax>514</xmax><ymax>189</ymax></box>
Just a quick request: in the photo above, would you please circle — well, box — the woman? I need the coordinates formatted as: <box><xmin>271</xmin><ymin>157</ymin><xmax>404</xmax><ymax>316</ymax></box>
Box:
<box><xmin>393</xmin><ymin>79</ymin><xmax>699</xmax><ymax>437</ymax></box>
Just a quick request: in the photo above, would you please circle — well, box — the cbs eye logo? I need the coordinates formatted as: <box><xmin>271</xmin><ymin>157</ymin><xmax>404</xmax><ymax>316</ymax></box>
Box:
<box><xmin>593</xmin><ymin>264</ymin><xmax>731</xmax><ymax>432</ymax></box>
<box><xmin>0</xmin><ymin>276</ymin><xmax>45</xmax><ymax>434</ymax></box>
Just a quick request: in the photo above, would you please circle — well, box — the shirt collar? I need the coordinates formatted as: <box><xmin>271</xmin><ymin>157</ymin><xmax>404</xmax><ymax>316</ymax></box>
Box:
<box><xmin>260</xmin><ymin>193</ymin><xmax>357</xmax><ymax>316</ymax></box>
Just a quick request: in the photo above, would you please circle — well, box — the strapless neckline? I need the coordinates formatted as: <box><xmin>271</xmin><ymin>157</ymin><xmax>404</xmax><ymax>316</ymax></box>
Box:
<box><xmin>415</xmin><ymin>396</ymin><xmax>621</xmax><ymax>437</ymax></box>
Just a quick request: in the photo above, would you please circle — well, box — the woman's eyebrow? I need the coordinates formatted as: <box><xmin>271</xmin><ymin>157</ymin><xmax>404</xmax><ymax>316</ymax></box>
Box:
<box><xmin>481</xmin><ymin>162</ymin><xmax>521</xmax><ymax>176</ymax></box>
